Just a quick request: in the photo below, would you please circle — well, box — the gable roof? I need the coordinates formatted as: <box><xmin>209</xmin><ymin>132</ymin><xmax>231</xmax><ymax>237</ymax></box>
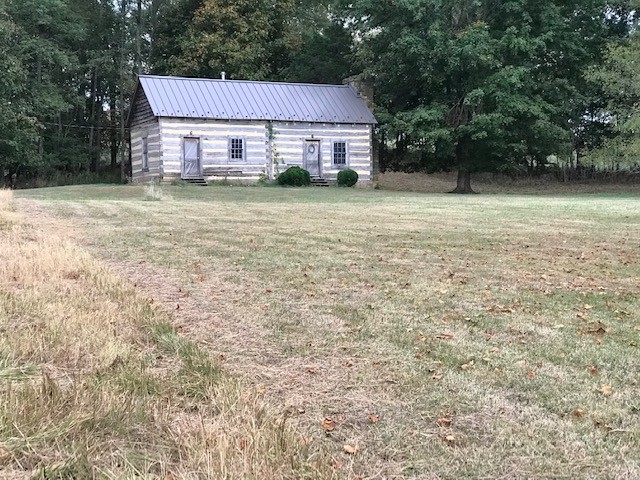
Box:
<box><xmin>134</xmin><ymin>75</ymin><xmax>377</xmax><ymax>125</ymax></box>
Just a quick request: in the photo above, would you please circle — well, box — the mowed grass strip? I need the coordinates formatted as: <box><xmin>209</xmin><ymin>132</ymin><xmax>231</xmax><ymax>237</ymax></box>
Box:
<box><xmin>18</xmin><ymin>184</ymin><xmax>640</xmax><ymax>479</ymax></box>
<box><xmin>0</xmin><ymin>190</ymin><xmax>333</xmax><ymax>480</ymax></box>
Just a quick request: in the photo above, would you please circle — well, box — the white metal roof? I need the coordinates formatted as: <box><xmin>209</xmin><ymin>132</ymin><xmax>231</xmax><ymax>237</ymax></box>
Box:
<box><xmin>136</xmin><ymin>75</ymin><xmax>377</xmax><ymax>125</ymax></box>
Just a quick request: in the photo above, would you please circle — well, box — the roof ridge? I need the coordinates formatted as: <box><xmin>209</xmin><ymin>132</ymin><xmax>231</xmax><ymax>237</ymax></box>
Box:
<box><xmin>139</xmin><ymin>74</ymin><xmax>350</xmax><ymax>89</ymax></box>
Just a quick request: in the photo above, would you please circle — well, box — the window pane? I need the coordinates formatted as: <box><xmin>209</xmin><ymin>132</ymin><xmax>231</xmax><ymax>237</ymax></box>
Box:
<box><xmin>333</xmin><ymin>141</ymin><xmax>346</xmax><ymax>165</ymax></box>
<box><xmin>184</xmin><ymin>139</ymin><xmax>198</xmax><ymax>160</ymax></box>
<box><xmin>231</xmin><ymin>138</ymin><xmax>244</xmax><ymax>160</ymax></box>
<box><xmin>142</xmin><ymin>137</ymin><xmax>148</xmax><ymax>169</ymax></box>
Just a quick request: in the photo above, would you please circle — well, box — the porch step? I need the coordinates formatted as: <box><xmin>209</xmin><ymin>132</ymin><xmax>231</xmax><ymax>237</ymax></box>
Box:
<box><xmin>184</xmin><ymin>178</ymin><xmax>208</xmax><ymax>186</ymax></box>
<box><xmin>310</xmin><ymin>176</ymin><xmax>331</xmax><ymax>187</ymax></box>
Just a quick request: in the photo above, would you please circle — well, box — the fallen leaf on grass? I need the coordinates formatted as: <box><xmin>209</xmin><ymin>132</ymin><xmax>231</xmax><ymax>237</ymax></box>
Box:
<box><xmin>368</xmin><ymin>415</ymin><xmax>381</xmax><ymax>423</ymax></box>
<box><xmin>460</xmin><ymin>360</ymin><xmax>474</xmax><ymax>370</ymax></box>
<box><xmin>307</xmin><ymin>367</ymin><xmax>317</xmax><ymax>374</ymax></box>
<box><xmin>600</xmin><ymin>385</ymin><xmax>613</xmax><ymax>396</ymax></box>
<box><xmin>528</xmin><ymin>370</ymin><xmax>535</xmax><ymax>380</ymax></box>
<box><xmin>342</xmin><ymin>360</ymin><xmax>353</xmax><ymax>368</ymax></box>
<box><xmin>264</xmin><ymin>289</ymin><xmax>273</xmax><ymax>294</ymax></box>
<box><xmin>343</xmin><ymin>444</ymin><xmax>358</xmax><ymax>454</ymax></box>
<box><xmin>431</xmin><ymin>374</ymin><xmax>443</xmax><ymax>380</ymax></box>
<box><xmin>587</xmin><ymin>322</ymin><xmax>607</xmax><ymax>335</ymax></box>
<box><xmin>437</xmin><ymin>417</ymin><xmax>452</xmax><ymax>426</ymax></box>
<box><xmin>572</xmin><ymin>409</ymin><xmax>585</xmax><ymax>418</ymax></box>
<box><xmin>322</xmin><ymin>418</ymin><xmax>336</xmax><ymax>432</ymax></box>
<box><xmin>588</xmin><ymin>365</ymin><xmax>599</xmax><ymax>376</ymax></box>
<box><xmin>436</xmin><ymin>332</ymin><xmax>454</xmax><ymax>340</ymax></box>
<box><xmin>0</xmin><ymin>446</ymin><xmax>12</xmax><ymax>464</ymax></box>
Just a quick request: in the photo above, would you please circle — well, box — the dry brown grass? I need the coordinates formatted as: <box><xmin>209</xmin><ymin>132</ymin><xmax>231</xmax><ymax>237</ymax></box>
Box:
<box><xmin>0</xmin><ymin>189</ymin><xmax>334</xmax><ymax>479</ymax></box>
<box><xmin>14</xmin><ymin>184</ymin><xmax>640</xmax><ymax>479</ymax></box>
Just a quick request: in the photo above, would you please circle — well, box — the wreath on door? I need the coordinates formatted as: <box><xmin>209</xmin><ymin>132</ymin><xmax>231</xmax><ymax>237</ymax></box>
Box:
<box><xmin>307</xmin><ymin>144</ymin><xmax>316</xmax><ymax>154</ymax></box>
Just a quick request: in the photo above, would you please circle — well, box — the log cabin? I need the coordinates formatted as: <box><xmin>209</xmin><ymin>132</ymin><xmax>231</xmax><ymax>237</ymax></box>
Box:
<box><xmin>127</xmin><ymin>75</ymin><xmax>377</xmax><ymax>185</ymax></box>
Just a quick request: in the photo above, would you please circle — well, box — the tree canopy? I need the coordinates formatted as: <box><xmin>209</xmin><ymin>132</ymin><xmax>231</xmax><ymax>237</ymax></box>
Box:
<box><xmin>0</xmin><ymin>0</ymin><xmax>637</xmax><ymax>190</ymax></box>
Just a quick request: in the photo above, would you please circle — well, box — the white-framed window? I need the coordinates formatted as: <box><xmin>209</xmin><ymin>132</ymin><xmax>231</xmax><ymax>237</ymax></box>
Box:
<box><xmin>229</xmin><ymin>138</ymin><xmax>245</xmax><ymax>161</ymax></box>
<box><xmin>142</xmin><ymin>136</ymin><xmax>149</xmax><ymax>171</ymax></box>
<box><xmin>332</xmin><ymin>141</ymin><xmax>347</xmax><ymax>166</ymax></box>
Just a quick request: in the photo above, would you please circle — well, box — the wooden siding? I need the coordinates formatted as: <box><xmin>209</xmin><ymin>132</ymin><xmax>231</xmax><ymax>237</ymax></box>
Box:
<box><xmin>159</xmin><ymin>118</ymin><xmax>269</xmax><ymax>181</ymax></box>
<box><xmin>270</xmin><ymin>122</ymin><xmax>372</xmax><ymax>182</ymax></box>
<box><xmin>131</xmin><ymin>120</ymin><xmax>161</xmax><ymax>182</ymax></box>
<box><xmin>133</xmin><ymin>117</ymin><xmax>375</xmax><ymax>183</ymax></box>
<box><xmin>130</xmin><ymin>87</ymin><xmax>156</xmax><ymax>127</ymax></box>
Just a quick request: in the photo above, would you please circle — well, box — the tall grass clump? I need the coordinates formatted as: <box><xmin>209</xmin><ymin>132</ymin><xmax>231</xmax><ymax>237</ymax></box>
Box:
<box><xmin>143</xmin><ymin>182</ymin><xmax>171</xmax><ymax>201</ymax></box>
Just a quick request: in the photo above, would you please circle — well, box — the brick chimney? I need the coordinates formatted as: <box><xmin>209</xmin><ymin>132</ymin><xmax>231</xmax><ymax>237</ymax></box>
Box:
<box><xmin>343</xmin><ymin>75</ymin><xmax>374</xmax><ymax>110</ymax></box>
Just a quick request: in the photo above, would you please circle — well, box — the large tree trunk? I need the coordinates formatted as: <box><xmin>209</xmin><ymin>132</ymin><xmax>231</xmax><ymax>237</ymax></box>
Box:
<box><xmin>119</xmin><ymin>0</ymin><xmax>130</xmax><ymax>183</ymax></box>
<box><xmin>449</xmin><ymin>140</ymin><xmax>476</xmax><ymax>194</ymax></box>
<box><xmin>450</xmin><ymin>168</ymin><xmax>476</xmax><ymax>194</ymax></box>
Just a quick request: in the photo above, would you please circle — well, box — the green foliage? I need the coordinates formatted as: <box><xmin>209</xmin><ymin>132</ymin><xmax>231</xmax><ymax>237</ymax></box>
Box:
<box><xmin>277</xmin><ymin>166</ymin><xmax>311</xmax><ymax>186</ymax></box>
<box><xmin>280</xmin><ymin>1</ymin><xmax>354</xmax><ymax>83</ymax></box>
<box><xmin>350</xmin><ymin>0</ymin><xmax>631</xmax><ymax>188</ymax></box>
<box><xmin>155</xmin><ymin>0</ymin><xmax>299</xmax><ymax>80</ymax></box>
<box><xmin>0</xmin><ymin>4</ymin><xmax>38</xmax><ymax>174</ymax></box>
<box><xmin>337</xmin><ymin>168</ymin><xmax>358</xmax><ymax>187</ymax></box>
<box><xmin>0</xmin><ymin>0</ymin><xmax>637</xmax><ymax>190</ymax></box>
<box><xmin>586</xmin><ymin>31</ymin><xmax>640</xmax><ymax>168</ymax></box>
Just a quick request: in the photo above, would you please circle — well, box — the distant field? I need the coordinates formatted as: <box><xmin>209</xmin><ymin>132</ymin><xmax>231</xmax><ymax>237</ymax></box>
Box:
<box><xmin>379</xmin><ymin>171</ymin><xmax>640</xmax><ymax>195</ymax></box>
<box><xmin>6</xmin><ymin>184</ymin><xmax>640</xmax><ymax>479</ymax></box>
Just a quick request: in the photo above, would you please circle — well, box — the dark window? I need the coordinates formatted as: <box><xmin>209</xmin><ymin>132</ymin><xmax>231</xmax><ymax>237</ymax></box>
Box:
<box><xmin>333</xmin><ymin>141</ymin><xmax>347</xmax><ymax>165</ymax></box>
<box><xmin>142</xmin><ymin>137</ymin><xmax>149</xmax><ymax>171</ymax></box>
<box><xmin>230</xmin><ymin>138</ymin><xmax>244</xmax><ymax>161</ymax></box>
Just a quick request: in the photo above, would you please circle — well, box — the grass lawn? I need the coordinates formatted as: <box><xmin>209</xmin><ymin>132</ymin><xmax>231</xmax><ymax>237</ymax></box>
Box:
<box><xmin>4</xmin><ymin>183</ymin><xmax>640</xmax><ymax>479</ymax></box>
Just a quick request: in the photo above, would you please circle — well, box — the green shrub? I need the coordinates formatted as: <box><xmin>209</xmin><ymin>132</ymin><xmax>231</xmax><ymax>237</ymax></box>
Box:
<box><xmin>337</xmin><ymin>169</ymin><xmax>358</xmax><ymax>187</ymax></box>
<box><xmin>277</xmin><ymin>166</ymin><xmax>311</xmax><ymax>186</ymax></box>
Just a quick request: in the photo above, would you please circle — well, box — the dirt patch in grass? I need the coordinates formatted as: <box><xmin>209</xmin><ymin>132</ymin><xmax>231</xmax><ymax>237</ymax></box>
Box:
<box><xmin>15</xmin><ymin>185</ymin><xmax>640</xmax><ymax>479</ymax></box>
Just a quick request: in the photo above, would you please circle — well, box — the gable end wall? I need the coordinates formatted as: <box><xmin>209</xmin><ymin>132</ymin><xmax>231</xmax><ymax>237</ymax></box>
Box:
<box><xmin>130</xmin><ymin>87</ymin><xmax>161</xmax><ymax>182</ymax></box>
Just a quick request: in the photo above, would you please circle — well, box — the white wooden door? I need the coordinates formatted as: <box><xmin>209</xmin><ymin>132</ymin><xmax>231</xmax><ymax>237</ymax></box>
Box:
<box><xmin>304</xmin><ymin>140</ymin><xmax>321</xmax><ymax>176</ymax></box>
<box><xmin>182</xmin><ymin>137</ymin><xmax>202</xmax><ymax>179</ymax></box>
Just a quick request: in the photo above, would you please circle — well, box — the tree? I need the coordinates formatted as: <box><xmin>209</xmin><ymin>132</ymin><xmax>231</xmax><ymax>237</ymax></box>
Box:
<box><xmin>0</xmin><ymin>5</ymin><xmax>38</xmax><ymax>182</ymax></box>
<box><xmin>280</xmin><ymin>0</ymin><xmax>355</xmax><ymax>84</ymax></box>
<box><xmin>350</xmin><ymin>0</ymin><xmax>622</xmax><ymax>192</ymax></box>
<box><xmin>586</xmin><ymin>15</ymin><xmax>640</xmax><ymax>169</ymax></box>
<box><xmin>153</xmin><ymin>0</ymin><xmax>299</xmax><ymax>80</ymax></box>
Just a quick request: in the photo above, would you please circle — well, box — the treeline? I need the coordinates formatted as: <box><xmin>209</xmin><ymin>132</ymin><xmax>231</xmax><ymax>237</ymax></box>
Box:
<box><xmin>0</xmin><ymin>0</ymin><xmax>638</xmax><ymax>190</ymax></box>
